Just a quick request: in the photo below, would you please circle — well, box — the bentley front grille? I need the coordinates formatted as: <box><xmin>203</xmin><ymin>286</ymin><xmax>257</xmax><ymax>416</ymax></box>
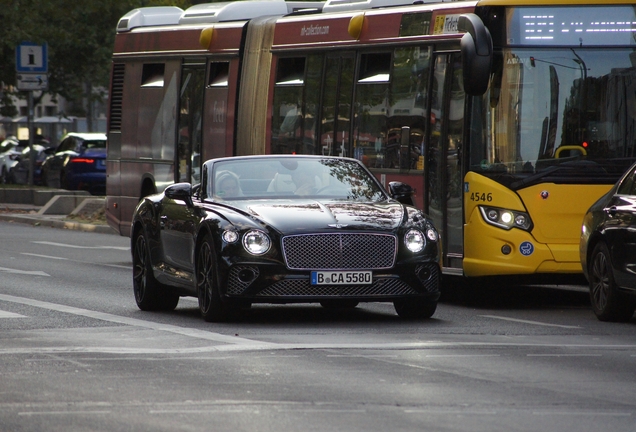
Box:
<box><xmin>257</xmin><ymin>278</ymin><xmax>416</xmax><ymax>297</ymax></box>
<box><xmin>282</xmin><ymin>233</ymin><xmax>396</xmax><ymax>270</ymax></box>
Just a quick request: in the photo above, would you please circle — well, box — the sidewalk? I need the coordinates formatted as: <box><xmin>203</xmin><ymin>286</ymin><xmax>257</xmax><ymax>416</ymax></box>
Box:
<box><xmin>0</xmin><ymin>202</ymin><xmax>118</xmax><ymax>235</ymax></box>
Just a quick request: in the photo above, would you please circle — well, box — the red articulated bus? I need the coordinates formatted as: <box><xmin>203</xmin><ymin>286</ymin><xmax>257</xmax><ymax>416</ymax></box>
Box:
<box><xmin>109</xmin><ymin>0</ymin><xmax>635</xmax><ymax>281</ymax></box>
<box><xmin>107</xmin><ymin>0</ymin><xmax>485</xmax><ymax>238</ymax></box>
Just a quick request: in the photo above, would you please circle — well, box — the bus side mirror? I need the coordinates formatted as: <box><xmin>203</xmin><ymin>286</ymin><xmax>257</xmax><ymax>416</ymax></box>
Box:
<box><xmin>459</xmin><ymin>13</ymin><xmax>492</xmax><ymax>96</ymax></box>
<box><xmin>389</xmin><ymin>181</ymin><xmax>415</xmax><ymax>206</ymax></box>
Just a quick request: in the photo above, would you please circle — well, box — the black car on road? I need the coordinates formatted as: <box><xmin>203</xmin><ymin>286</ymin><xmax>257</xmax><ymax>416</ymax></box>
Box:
<box><xmin>131</xmin><ymin>155</ymin><xmax>441</xmax><ymax>322</ymax></box>
<box><xmin>580</xmin><ymin>161</ymin><xmax>636</xmax><ymax>322</ymax></box>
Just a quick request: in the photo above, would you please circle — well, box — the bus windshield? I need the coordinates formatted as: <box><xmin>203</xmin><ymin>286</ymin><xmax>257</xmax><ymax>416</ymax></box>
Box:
<box><xmin>470</xmin><ymin>47</ymin><xmax>636</xmax><ymax>189</ymax></box>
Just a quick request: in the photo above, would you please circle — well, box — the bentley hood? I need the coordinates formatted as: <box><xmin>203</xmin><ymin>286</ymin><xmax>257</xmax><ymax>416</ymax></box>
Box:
<box><xmin>231</xmin><ymin>200</ymin><xmax>407</xmax><ymax>234</ymax></box>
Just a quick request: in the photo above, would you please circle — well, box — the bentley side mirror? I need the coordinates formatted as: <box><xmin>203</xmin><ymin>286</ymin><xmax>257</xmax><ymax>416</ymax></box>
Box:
<box><xmin>389</xmin><ymin>181</ymin><xmax>415</xmax><ymax>206</ymax></box>
<box><xmin>164</xmin><ymin>182</ymin><xmax>193</xmax><ymax>207</ymax></box>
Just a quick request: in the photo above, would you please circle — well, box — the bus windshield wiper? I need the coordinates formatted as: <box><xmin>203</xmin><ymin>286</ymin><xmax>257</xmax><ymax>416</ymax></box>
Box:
<box><xmin>510</xmin><ymin>165</ymin><xmax>562</xmax><ymax>190</ymax></box>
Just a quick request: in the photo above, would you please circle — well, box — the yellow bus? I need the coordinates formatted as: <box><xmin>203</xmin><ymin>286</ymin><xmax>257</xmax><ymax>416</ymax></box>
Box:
<box><xmin>106</xmin><ymin>0</ymin><xmax>636</xmax><ymax>283</ymax></box>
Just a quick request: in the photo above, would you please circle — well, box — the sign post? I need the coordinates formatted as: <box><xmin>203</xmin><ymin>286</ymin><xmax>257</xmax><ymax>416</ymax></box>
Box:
<box><xmin>16</xmin><ymin>42</ymin><xmax>48</xmax><ymax>186</ymax></box>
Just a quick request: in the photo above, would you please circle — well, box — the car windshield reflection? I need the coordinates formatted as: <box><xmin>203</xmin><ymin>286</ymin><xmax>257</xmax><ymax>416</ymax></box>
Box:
<box><xmin>208</xmin><ymin>157</ymin><xmax>386</xmax><ymax>202</ymax></box>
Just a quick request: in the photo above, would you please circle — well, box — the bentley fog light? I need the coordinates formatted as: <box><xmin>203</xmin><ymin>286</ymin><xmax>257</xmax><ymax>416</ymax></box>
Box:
<box><xmin>479</xmin><ymin>206</ymin><xmax>533</xmax><ymax>231</ymax></box>
<box><xmin>243</xmin><ymin>230</ymin><xmax>271</xmax><ymax>255</ymax></box>
<box><xmin>405</xmin><ymin>229</ymin><xmax>425</xmax><ymax>253</ymax></box>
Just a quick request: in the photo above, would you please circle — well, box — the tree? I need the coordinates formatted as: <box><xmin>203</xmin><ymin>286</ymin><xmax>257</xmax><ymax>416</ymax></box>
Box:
<box><xmin>0</xmin><ymin>0</ymin><xmax>192</xmax><ymax>119</ymax></box>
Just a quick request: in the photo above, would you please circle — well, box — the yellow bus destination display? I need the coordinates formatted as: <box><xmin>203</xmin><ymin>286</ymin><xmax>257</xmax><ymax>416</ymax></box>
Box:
<box><xmin>506</xmin><ymin>6</ymin><xmax>636</xmax><ymax>46</ymax></box>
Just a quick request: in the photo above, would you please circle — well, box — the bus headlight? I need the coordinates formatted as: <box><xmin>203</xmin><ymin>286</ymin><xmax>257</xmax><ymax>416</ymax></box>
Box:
<box><xmin>479</xmin><ymin>206</ymin><xmax>533</xmax><ymax>231</ymax></box>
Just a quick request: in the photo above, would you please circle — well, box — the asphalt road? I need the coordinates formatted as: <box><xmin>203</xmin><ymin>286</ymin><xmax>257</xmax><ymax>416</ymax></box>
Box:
<box><xmin>1</xmin><ymin>222</ymin><xmax>635</xmax><ymax>432</ymax></box>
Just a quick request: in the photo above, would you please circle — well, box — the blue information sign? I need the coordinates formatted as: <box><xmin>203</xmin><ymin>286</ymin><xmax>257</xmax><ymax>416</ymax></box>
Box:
<box><xmin>16</xmin><ymin>42</ymin><xmax>48</xmax><ymax>73</ymax></box>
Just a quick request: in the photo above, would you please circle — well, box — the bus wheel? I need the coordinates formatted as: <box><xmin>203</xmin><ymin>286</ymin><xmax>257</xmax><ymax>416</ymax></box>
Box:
<box><xmin>197</xmin><ymin>235</ymin><xmax>229</xmax><ymax>322</ymax></box>
<box><xmin>132</xmin><ymin>230</ymin><xmax>179</xmax><ymax>311</ymax></box>
<box><xmin>394</xmin><ymin>298</ymin><xmax>437</xmax><ymax>320</ymax></box>
<box><xmin>589</xmin><ymin>243</ymin><xmax>635</xmax><ymax>322</ymax></box>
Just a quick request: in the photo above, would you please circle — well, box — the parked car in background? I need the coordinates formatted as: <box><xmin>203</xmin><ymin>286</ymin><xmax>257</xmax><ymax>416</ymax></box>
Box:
<box><xmin>0</xmin><ymin>137</ymin><xmax>26</xmax><ymax>184</ymax></box>
<box><xmin>41</xmin><ymin>132</ymin><xmax>107</xmax><ymax>195</ymax></box>
<box><xmin>131</xmin><ymin>155</ymin><xmax>442</xmax><ymax>322</ymax></box>
<box><xmin>8</xmin><ymin>143</ymin><xmax>55</xmax><ymax>185</ymax></box>
<box><xmin>580</xmin><ymin>161</ymin><xmax>636</xmax><ymax>322</ymax></box>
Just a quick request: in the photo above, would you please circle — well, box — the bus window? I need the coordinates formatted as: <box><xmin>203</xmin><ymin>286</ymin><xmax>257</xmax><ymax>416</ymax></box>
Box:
<box><xmin>353</xmin><ymin>52</ymin><xmax>390</xmax><ymax>165</ymax></box>
<box><xmin>204</xmin><ymin>61</ymin><xmax>231</xmax><ymax>161</ymax></box>
<box><xmin>141</xmin><ymin>64</ymin><xmax>165</xmax><ymax>88</ymax></box>
<box><xmin>208</xmin><ymin>62</ymin><xmax>229</xmax><ymax>87</ymax></box>
<box><xmin>272</xmin><ymin>57</ymin><xmax>305</xmax><ymax>154</ymax></box>
<box><xmin>321</xmin><ymin>54</ymin><xmax>355</xmax><ymax>157</ymax></box>
<box><xmin>178</xmin><ymin>64</ymin><xmax>205</xmax><ymax>184</ymax></box>
<box><xmin>354</xmin><ymin>47</ymin><xmax>429</xmax><ymax>170</ymax></box>
<box><xmin>303</xmin><ymin>55</ymin><xmax>323</xmax><ymax>154</ymax></box>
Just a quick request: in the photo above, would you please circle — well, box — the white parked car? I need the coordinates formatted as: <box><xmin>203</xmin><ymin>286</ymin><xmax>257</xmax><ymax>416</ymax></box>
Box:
<box><xmin>0</xmin><ymin>137</ymin><xmax>26</xmax><ymax>184</ymax></box>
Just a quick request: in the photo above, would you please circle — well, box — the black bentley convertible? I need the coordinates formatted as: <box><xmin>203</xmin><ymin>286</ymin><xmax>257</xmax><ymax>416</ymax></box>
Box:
<box><xmin>131</xmin><ymin>155</ymin><xmax>441</xmax><ymax>322</ymax></box>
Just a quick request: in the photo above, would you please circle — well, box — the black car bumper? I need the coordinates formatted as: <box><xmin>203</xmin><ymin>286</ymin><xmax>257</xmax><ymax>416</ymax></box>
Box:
<box><xmin>221</xmin><ymin>262</ymin><xmax>440</xmax><ymax>304</ymax></box>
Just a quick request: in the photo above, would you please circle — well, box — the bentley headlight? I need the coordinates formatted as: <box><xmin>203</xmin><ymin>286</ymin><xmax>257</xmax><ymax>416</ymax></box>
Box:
<box><xmin>243</xmin><ymin>230</ymin><xmax>271</xmax><ymax>255</ymax></box>
<box><xmin>405</xmin><ymin>229</ymin><xmax>425</xmax><ymax>253</ymax></box>
<box><xmin>222</xmin><ymin>229</ymin><xmax>239</xmax><ymax>243</ymax></box>
<box><xmin>479</xmin><ymin>206</ymin><xmax>533</xmax><ymax>231</ymax></box>
<box><xmin>426</xmin><ymin>225</ymin><xmax>438</xmax><ymax>242</ymax></box>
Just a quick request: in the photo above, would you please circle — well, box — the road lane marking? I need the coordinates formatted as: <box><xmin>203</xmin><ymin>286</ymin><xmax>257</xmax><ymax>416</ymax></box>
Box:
<box><xmin>32</xmin><ymin>241</ymin><xmax>129</xmax><ymax>251</ymax></box>
<box><xmin>0</xmin><ymin>267</ymin><xmax>49</xmax><ymax>277</ymax></box>
<box><xmin>0</xmin><ymin>293</ymin><xmax>273</xmax><ymax>348</ymax></box>
<box><xmin>103</xmin><ymin>264</ymin><xmax>132</xmax><ymax>270</ymax></box>
<box><xmin>527</xmin><ymin>354</ymin><xmax>602</xmax><ymax>357</ymax></box>
<box><xmin>532</xmin><ymin>410</ymin><xmax>632</xmax><ymax>416</ymax></box>
<box><xmin>0</xmin><ymin>310</ymin><xmax>26</xmax><ymax>318</ymax></box>
<box><xmin>21</xmin><ymin>252</ymin><xmax>130</xmax><ymax>270</ymax></box>
<box><xmin>19</xmin><ymin>411</ymin><xmax>112</xmax><ymax>416</ymax></box>
<box><xmin>480</xmin><ymin>315</ymin><xmax>581</xmax><ymax>329</ymax></box>
<box><xmin>21</xmin><ymin>253</ymin><xmax>69</xmax><ymax>260</ymax></box>
<box><xmin>2</xmin><ymin>294</ymin><xmax>636</xmax><ymax>355</ymax></box>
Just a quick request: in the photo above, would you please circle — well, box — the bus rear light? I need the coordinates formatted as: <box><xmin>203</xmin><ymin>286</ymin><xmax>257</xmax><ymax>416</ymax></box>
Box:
<box><xmin>479</xmin><ymin>206</ymin><xmax>533</xmax><ymax>231</ymax></box>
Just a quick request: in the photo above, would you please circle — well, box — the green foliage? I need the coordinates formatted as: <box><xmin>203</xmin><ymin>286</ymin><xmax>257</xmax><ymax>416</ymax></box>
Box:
<box><xmin>0</xmin><ymin>0</ymin><xmax>193</xmax><ymax>116</ymax></box>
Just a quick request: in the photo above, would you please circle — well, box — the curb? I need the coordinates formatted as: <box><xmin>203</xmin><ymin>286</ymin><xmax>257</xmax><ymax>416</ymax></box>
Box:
<box><xmin>0</xmin><ymin>213</ymin><xmax>117</xmax><ymax>235</ymax></box>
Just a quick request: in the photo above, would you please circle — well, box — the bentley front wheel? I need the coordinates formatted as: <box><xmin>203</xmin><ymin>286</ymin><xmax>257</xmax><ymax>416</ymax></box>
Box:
<box><xmin>394</xmin><ymin>298</ymin><xmax>437</xmax><ymax>320</ymax></box>
<box><xmin>197</xmin><ymin>235</ymin><xmax>229</xmax><ymax>322</ymax></box>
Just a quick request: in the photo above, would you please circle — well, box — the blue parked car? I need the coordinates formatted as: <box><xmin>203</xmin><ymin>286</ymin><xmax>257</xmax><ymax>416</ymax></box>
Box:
<box><xmin>580</xmin><ymin>161</ymin><xmax>636</xmax><ymax>322</ymax></box>
<box><xmin>41</xmin><ymin>132</ymin><xmax>107</xmax><ymax>195</ymax></box>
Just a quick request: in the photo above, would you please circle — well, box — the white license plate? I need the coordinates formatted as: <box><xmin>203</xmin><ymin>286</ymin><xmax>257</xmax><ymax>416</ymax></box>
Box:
<box><xmin>310</xmin><ymin>271</ymin><xmax>372</xmax><ymax>285</ymax></box>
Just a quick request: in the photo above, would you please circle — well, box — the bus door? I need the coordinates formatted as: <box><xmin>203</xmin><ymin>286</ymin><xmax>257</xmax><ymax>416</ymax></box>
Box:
<box><xmin>427</xmin><ymin>52</ymin><xmax>465</xmax><ymax>272</ymax></box>
<box><xmin>177</xmin><ymin>62</ymin><xmax>205</xmax><ymax>184</ymax></box>
<box><xmin>319</xmin><ymin>53</ymin><xmax>355</xmax><ymax>157</ymax></box>
<box><xmin>160</xmin><ymin>61</ymin><xmax>205</xmax><ymax>272</ymax></box>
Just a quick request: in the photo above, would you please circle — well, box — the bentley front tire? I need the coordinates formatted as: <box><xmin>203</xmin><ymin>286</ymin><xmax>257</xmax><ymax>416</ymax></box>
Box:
<box><xmin>197</xmin><ymin>235</ymin><xmax>229</xmax><ymax>322</ymax></box>
<box><xmin>133</xmin><ymin>230</ymin><xmax>179</xmax><ymax>311</ymax></box>
<box><xmin>393</xmin><ymin>298</ymin><xmax>437</xmax><ymax>320</ymax></box>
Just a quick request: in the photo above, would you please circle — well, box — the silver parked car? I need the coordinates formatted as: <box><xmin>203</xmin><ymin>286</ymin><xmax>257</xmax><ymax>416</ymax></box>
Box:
<box><xmin>0</xmin><ymin>137</ymin><xmax>26</xmax><ymax>184</ymax></box>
